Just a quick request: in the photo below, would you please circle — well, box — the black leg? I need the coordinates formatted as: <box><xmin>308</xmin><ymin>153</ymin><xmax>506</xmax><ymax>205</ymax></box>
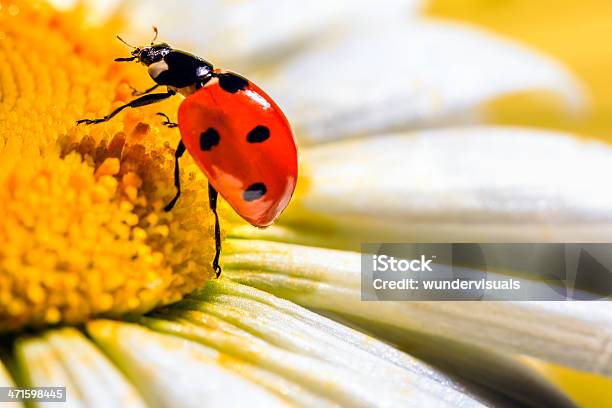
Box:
<box><xmin>156</xmin><ymin>112</ymin><xmax>178</xmax><ymax>128</ymax></box>
<box><xmin>76</xmin><ymin>91</ymin><xmax>176</xmax><ymax>125</ymax></box>
<box><xmin>115</xmin><ymin>56</ymin><xmax>137</xmax><ymax>62</ymax></box>
<box><xmin>208</xmin><ymin>184</ymin><xmax>222</xmax><ymax>278</ymax></box>
<box><xmin>164</xmin><ymin>140</ymin><xmax>186</xmax><ymax>212</ymax></box>
<box><xmin>129</xmin><ymin>83</ymin><xmax>160</xmax><ymax>96</ymax></box>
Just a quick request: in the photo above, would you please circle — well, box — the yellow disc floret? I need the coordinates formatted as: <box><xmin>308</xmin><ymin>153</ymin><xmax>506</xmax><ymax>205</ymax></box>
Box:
<box><xmin>0</xmin><ymin>0</ymin><xmax>220</xmax><ymax>331</ymax></box>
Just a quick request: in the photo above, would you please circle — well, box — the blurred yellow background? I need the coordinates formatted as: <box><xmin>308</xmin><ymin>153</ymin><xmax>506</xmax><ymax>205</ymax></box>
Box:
<box><xmin>428</xmin><ymin>1</ymin><xmax>612</xmax><ymax>406</ymax></box>
<box><xmin>428</xmin><ymin>0</ymin><xmax>612</xmax><ymax>143</ymax></box>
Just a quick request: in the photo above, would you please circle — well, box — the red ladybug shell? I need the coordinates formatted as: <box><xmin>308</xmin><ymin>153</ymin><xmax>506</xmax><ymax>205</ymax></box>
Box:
<box><xmin>178</xmin><ymin>70</ymin><xmax>298</xmax><ymax>227</ymax></box>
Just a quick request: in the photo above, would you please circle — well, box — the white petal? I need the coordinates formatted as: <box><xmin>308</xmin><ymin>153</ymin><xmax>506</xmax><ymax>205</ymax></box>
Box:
<box><xmin>45</xmin><ymin>328</ymin><xmax>148</xmax><ymax>408</ymax></box>
<box><xmin>264</xmin><ymin>21</ymin><xmax>586</xmax><ymax>143</ymax></box>
<box><xmin>119</xmin><ymin>0</ymin><xmax>423</xmax><ymax>69</ymax></box>
<box><xmin>223</xmin><ymin>240</ymin><xmax>605</xmax><ymax>400</ymax></box>
<box><xmin>152</xmin><ymin>280</ymin><xmax>495</xmax><ymax>407</ymax></box>
<box><xmin>14</xmin><ymin>338</ymin><xmax>85</xmax><ymax>408</ymax></box>
<box><xmin>286</xmin><ymin>127</ymin><xmax>612</xmax><ymax>244</ymax></box>
<box><xmin>143</xmin><ymin>311</ymin><xmax>337</xmax><ymax>408</ymax></box>
<box><xmin>141</xmin><ymin>317</ymin><xmax>425</xmax><ymax>407</ymax></box>
<box><xmin>88</xmin><ymin>320</ymin><xmax>288</xmax><ymax>408</ymax></box>
<box><xmin>0</xmin><ymin>360</ymin><xmax>22</xmax><ymax>408</ymax></box>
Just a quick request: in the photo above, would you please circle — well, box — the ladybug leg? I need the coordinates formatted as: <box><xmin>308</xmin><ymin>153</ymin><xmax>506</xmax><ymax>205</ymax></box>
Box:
<box><xmin>128</xmin><ymin>83</ymin><xmax>160</xmax><ymax>96</ymax></box>
<box><xmin>208</xmin><ymin>183</ymin><xmax>222</xmax><ymax>278</ymax></box>
<box><xmin>156</xmin><ymin>112</ymin><xmax>178</xmax><ymax>128</ymax></box>
<box><xmin>164</xmin><ymin>140</ymin><xmax>185</xmax><ymax>212</ymax></box>
<box><xmin>76</xmin><ymin>91</ymin><xmax>176</xmax><ymax>125</ymax></box>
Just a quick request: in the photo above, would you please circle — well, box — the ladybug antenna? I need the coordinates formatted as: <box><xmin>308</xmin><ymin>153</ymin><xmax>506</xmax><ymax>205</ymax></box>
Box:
<box><xmin>116</xmin><ymin>35</ymin><xmax>136</xmax><ymax>49</ymax></box>
<box><xmin>150</xmin><ymin>26</ymin><xmax>158</xmax><ymax>45</ymax></box>
<box><xmin>114</xmin><ymin>36</ymin><xmax>139</xmax><ymax>62</ymax></box>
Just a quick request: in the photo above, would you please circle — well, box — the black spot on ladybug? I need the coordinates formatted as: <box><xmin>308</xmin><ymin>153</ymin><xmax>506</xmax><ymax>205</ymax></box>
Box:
<box><xmin>247</xmin><ymin>125</ymin><xmax>270</xmax><ymax>143</ymax></box>
<box><xmin>218</xmin><ymin>73</ymin><xmax>249</xmax><ymax>93</ymax></box>
<box><xmin>243</xmin><ymin>183</ymin><xmax>267</xmax><ymax>201</ymax></box>
<box><xmin>200</xmin><ymin>128</ymin><xmax>220</xmax><ymax>151</ymax></box>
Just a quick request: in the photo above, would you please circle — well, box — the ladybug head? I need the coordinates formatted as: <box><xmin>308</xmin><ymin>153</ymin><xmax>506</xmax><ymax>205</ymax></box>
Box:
<box><xmin>114</xmin><ymin>27</ymin><xmax>171</xmax><ymax>66</ymax></box>
<box><xmin>134</xmin><ymin>43</ymin><xmax>172</xmax><ymax>66</ymax></box>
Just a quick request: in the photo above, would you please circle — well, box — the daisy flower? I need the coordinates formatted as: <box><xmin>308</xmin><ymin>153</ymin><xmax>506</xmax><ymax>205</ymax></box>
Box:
<box><xmin>0</xmin><ymin>0</ymin><xmax>610</xmax><ymax>407</ymax></box>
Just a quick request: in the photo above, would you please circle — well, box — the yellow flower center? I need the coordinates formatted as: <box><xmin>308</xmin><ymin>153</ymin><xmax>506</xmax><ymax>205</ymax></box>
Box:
<box><xmin>0</xmin><ymin>0</ymin><xmax>219</xmax><ymax>331</ymax></box>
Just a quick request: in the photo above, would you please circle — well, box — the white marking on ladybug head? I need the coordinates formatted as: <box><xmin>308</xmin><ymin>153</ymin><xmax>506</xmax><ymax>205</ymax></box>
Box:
<box><xmin>196</xmin><ymin>66</ymin><xmax>210</xmax><ymax>78</ymax></box>
<box><xmin>148</xmin><ymin>59</ymin><xmax>169</xmax><ymax>79</ymax></box>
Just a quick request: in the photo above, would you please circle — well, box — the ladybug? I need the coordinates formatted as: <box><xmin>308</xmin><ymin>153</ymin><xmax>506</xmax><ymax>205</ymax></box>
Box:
<box><xmin>77</xmin><ymin>29</ymin><xmax>298</xmax><ymax>277</ymax></box>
